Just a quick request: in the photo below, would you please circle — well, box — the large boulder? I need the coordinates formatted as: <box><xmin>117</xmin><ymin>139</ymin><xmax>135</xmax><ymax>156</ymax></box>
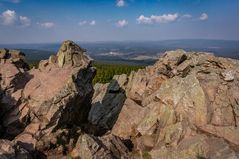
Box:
<box><xmin>0</xmin><ymin>139</ymin><xmax>32</xmax><ymax>159</ymax></box>
<box><xmin>0</xmin><ymin>49</ymin><xmax>30</xmax><ymax>139</ymax></box>
<box><xmin>70</xmin><ymin>134</ymin><xmax>130</xmax><ymax>159</ymax></box>
<box><xmin>96</xmin><ymin>50</ymin><xmax>239</xmax><ymax>159</ymax></box>
<box><xmin>0</xmin><ymin>41</ymin><xmax>96</xmax><ymax>157</ymax></box>
<box><xmin>88</xmin><ymin>77</ymin><xmax>127</xmax><ymax>135</ymax></box>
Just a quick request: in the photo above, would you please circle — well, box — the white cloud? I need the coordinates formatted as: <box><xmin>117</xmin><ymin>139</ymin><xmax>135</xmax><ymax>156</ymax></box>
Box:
<box><xmin>200</xmin><ymin>13</ymin><xmax>208</xmax><ymax>21</ymax></box>
<box><xmin>116</xmin><ymin>19</ymin><xmax>128</xmax><ymax>28</ymax></box>
<box><xmin>0</xmin><ymin>10</ymin><xmax>17</xmax><ymax>25</ymax></box>
<box><xmin>178</xmin><ymin>14</ymin><xmax>192</xmax><ymax>21</ymax></box>
<box><xmin>19</xmin><ymin>16</ymin><xmax>31</xmax><ymax>27</ymax></box>
<box><xmin>89</xmin><ymin>20</ymin><xmax>96</xmax><ymax>26</ymax></box>
<box><xmin>0</xmin><ymin>9</ymin><xmax>31</xmax><ymax>27</ymax></box>
<box><xmin>78</xmin><ymin>20</ymin><xmax>87</xmax><ymax>26</ymax></box>
<box><xmin>78</xmin><ymin>20</ymin><xmax>96</xmax><ymax>26</ymax></box>
<box><xmin>116</xmin><ymin>0</ymin><xmax>125</xmax><ymax>7</ymax></box>
<box><xmin>40</xmin><ymin>22</ymin><xmax>55</xmax><ymax>28</ymax></box>
<box><xmin>137</xmin><ymin>13</ymin><xmax>178</xmax><ymax>25</ymax></box>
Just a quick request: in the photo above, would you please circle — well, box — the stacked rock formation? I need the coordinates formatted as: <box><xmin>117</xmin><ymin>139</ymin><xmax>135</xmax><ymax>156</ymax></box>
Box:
<box><xmin>1</xmin><ymin>42</ymin><xmax>239</xmax><ymax>159</ymax></box>
<box><xmin>89</xmin><ymin>50</ymin><xmax>239</xmax><ymax>159</ymax></box>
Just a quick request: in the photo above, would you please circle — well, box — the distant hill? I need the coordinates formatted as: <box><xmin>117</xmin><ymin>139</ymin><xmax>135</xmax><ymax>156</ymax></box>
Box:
<box><xmin>1</xmin><ymin>39</ymin><xmax>239</xmax><ymax>64</ymax></box>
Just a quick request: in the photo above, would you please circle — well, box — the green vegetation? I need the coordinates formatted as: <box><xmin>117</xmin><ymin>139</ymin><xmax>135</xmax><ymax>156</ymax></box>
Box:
<box><xmin>28</xmin><ymin>60</ymin><xmax>39</xmax><ymax>69</ymax></box>
<box><xmin>93</xmin><ymin>63</ymin><xmax>144</xmax><ymax>84</ymax></box>
<box><xmin>28</xmin><ymin>60</ymin><xmax>144</xmax><ymax>84</ymax></box>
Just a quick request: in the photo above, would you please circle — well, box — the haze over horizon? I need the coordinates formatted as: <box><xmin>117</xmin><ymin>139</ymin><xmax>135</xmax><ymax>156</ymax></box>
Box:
<box><xmin>0</xmin><ymin>0</ymin><xmax>239</xmax><ymax>44</ymax></box>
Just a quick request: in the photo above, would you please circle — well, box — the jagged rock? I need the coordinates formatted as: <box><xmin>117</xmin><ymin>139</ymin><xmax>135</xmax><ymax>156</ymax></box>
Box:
<box><xmin>0</xmin><ymin>140</ymin><xmax>15</xmax><ymax>158</ymax></box>
<box><xmin>221</xmin><ymin>69</ymin><xmax>235</xmax><ymax>81</ymax></box>
<box><xmin>57</xmin><ymin>40</ymin><xmax>89</xmax><ymax>67</ymax></box>
<box><xmin>99</xmin><ymin>50</ymin><xmax>239</xmax><ymax>159</ymax></box>
<box><xmin>2</xmin><ymin>46</ymin><xmax>239</xmax><ymax>159</ymax></box>
<box><xmin>0</xmin><ymin>49</ymin><xmax>30</xmax><ymax>139</ymax></box>
<box><xmin>20</xmin><ymin>41</ymin><xmax>95</xmax><ymax>154</ymax></box>
<box><xmin>0</xmin><ymin>41</ymin><xmax>96</xmax><ymax>157</ymax></box>
<box><xmin>112</xmin><ymin>98</ymin><xmax>144</xmax><ymax>138</ymax></box>
<box><xmin>0</xmin><ymin>139</ymin><xmax>32</xmax><ymax>159</ymax></box>
<box><xmin>88</xmin><ymin>79</ymin><xmax>126</xmax><ymax>134</ymax></box>
<box><xmin>70</xmin><ymin>134</ymin><xmax>130</xmax><ymax>159</ymax></box>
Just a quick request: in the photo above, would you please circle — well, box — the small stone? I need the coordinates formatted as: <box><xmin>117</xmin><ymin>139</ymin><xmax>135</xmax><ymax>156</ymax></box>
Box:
<box><xmin>49</xmin><ymin>55</ymin><xmax>57</xmax><ymax>64</ymax></box>
<box><xmin>0</xmin><ymin>48</ymin><xmax>8</xmax><ymax>59</ymax></box>
<box><xmin>221</xmin><ymin>70</ymin><xmax>234</xmax><ymax>82</ymax></box>
<box><xmin>38</xmin><ymin>60</ymin><xmax>49</xmax><ymax>70</ymax></box>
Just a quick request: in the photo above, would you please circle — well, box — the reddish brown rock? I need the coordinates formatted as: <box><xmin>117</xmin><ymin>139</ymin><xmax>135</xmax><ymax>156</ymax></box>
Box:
<box><xmin>2</xmin><ymin>46</ymin><xmax>239</xmax><ymax>159</ymax></box>
<box><xmin>108</xmin><ymin>50</ymin><xmax>239</xmax><ymax>159</ymax></box>
<box><xmin>0</xmin><ymin>41</ymin><xmax>96</xmax><ymax>158</ymax></box>
<box><xmin>71</xmin><ymin>134</ymin><xmax>130</xmax><ymax>159</ymax></box>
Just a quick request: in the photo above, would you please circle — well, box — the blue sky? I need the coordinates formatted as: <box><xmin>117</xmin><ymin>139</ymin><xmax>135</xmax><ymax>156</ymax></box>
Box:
<box><xmin>0</xmin><ymin>0</ymin><xmax>239</xmax><ymax>43</ymax></box>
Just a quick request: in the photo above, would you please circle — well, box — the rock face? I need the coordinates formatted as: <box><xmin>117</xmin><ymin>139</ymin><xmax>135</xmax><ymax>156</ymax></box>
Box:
<box><xmin>0</xmin><ymin>49</ymin><xmax>30</xmax><ymax>139</ymax></box>
<box><xmin>88</xmin><ymin>76</ymin><xmax>127</xmax><ymax>135</ymax></box>
<box><xmin>0</xmin><ymin>41</ymin><xmax>98</xmax><ymax>158</ymax></box>
<box><xmin>71</xmin><ymin>134</ymin><xmax>130</xmax><ymax>159</ymax></box>
<box><xmin>89</xmin><ymin>50</ymin><xmax>239</xmax><ymax>159</ymax></box>
<box><xmin>1</xmin><ymin>45</ymin><xmax>239</xmax><ymax>159</ymax></box>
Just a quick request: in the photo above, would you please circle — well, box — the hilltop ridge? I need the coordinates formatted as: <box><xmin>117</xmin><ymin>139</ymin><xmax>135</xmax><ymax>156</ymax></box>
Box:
<box><xmin>0</xmin><ymin>41</ymin><xmax>239</xmax><ymax>159</ymax></box>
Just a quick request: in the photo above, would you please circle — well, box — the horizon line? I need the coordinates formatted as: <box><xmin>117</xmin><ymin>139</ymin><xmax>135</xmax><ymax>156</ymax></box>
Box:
<box><xmin>0</xmin><ymin>38</ymin><xmax>239</xmax><ymax>45</ymax></box>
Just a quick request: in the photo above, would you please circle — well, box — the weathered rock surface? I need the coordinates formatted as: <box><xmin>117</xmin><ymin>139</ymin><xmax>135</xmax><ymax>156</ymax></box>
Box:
<box><xmin>91</xmin><ymin>50</ymin><xmax>239</xmax><ymax>159</ymax></box>
<box><xmin>0</xmin><ymin>139</ymin><xmax>32</xmax><ymax>159</ymax></box>
<box><xmin>0</xmin><ymin>49</ymin><xmax>30</xmax><ymax>139</ymax></box>
<box><xmin>109</xmin><ymin>50</ymin><xmax>239</xmax><ymax>159</ymax></box>
<box><xmin>88</xmin><ymin>77</ymin><xmax>127</xmax><ymax>135</ymax></box>
<box><xmin>1</xmin><ymin>45</ymin><xmax>239</xmax><ymax>159</ymax></box>
<box><xmin>0</xmin><ymin>41</ymin><xmax>99</xmax><ymax>158</ymax></box>
<box><xmin>71</xmin><ymin>134</ymin><xmax>130</xmax><ymax>159</ymax></box>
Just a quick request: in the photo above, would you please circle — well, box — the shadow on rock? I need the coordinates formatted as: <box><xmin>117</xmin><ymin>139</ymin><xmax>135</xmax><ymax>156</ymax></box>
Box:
<box><xmin>0</xmin><ymin>49</ymin><xmax>34</xmax><ymax>139</ymax></box>
<box><xmin>87</xmin><ymin>79</ymin><xmax>127</xmax><ymax>136</ymax></box>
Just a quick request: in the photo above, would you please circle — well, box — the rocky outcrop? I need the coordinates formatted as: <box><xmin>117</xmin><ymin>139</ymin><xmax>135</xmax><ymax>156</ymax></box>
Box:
<box><xmin>71</xmin><ymin>134</ymin><xmax>130</xmax><ymax>159</ymax></box>
<box><xmin>0</xmin><ymin>49</ymin><xmax>30</xmax><ymax>139</ymax></box>
<box><xmin>90</xmin><ymin>50</ymin><xmax>239</xmax><ymax>159</ymax></box>
<box><xmin>88</xmin><ymin>76</ymin><xmax>127</xmax><ymax>135</ymax></box>
<box><xmin>0</xmin><ymin>41</ymin><xmax>98</xmax><ymax>158</ymax></box>
<box><xmin>0</xmin><ymin>139</ymin><xmax>33</xmax><ymax>159</ymax></box>
<box><xmin>1</xmin><ymin>44</ymin><xmax>239</xmax><ymax>159</ymax></box>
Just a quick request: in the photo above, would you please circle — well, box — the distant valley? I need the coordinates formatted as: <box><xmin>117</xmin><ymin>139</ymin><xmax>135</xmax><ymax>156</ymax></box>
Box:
<box><xmin>1</xmin><ymin>39</ymin><xmax>239</xmax><ymax>65</ymax></box>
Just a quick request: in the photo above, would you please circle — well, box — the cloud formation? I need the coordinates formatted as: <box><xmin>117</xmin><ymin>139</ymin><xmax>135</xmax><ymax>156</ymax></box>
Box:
<box><xmin>19</xmin><ymin>16</ymin><xmax>31</xmax><ymax>27</ymax></box>
<box><xmin>137</xmin><ymin>13</ymin><xmax>178</xmax><ymax>24</ymax></box>
<box><xmin>78</xmin><ymin>20</ymin><xmax>96</xmax><ymax>26</ymax></box>
<box><xmin>89</xmin><ymin>20</ymin><xmax>96</xmax><ymax>26</ymax></box>
<box><xmin>40</xmin><ymin>22</ymin><xmax>55</xmax><ymax>28</ymax></box>
<box><xmin>200</xmin><ymin>13</ymin><xmax>208</xmax><ymax>21</ymax></box>
<box><xmin>0</xmin><ymin>10</ymin><xmax>31</xmax><ymax>27</ymax></box>
<box><xmin>78</xmin><ymin>20</ymin><xmax>87</xmax><ymax>26</ymax></box>
<box><xmin>116</xmin><ymin>19</ymin><xmax>128</xmax><ymax>28</ymax></box>
<box><xmin>116</xmin><ymin>0</ymin><xmax>125</xmax><ymax>7</ymax></box>
<box><xmin>0</xmin><ymin>10</ymin><xmax>17</xmax><ymax>25</ymax></box>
